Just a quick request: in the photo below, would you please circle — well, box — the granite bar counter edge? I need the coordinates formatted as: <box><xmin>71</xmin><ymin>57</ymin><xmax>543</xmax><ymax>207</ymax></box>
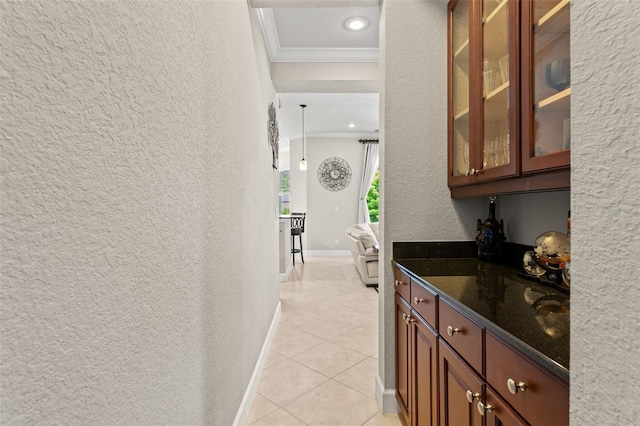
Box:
<box><xmin>392</xmin><ymin>241</ymin><xmax>569</xmax><ymax>384</ymax></box>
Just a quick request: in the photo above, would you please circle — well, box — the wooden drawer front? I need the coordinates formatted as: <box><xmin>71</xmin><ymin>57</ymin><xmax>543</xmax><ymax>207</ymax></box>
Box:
<box><xmin>486</xmin><ymin>333</ymin><xmax>569</xmax><ymax>426</ymax></box>
<box><xmin>410</xmin><ymin>281</ymin><xmax>437</xmax><ymax>329</ymax></box>
<box><xmin>393</xmin><ymin>267</ymin><xmax>411</xmax><ymax>301</ymax></box>
<box><xmin>438</xmin><ymin>299</ymin><xmax>484</xmax><ymax>375</ymax></box>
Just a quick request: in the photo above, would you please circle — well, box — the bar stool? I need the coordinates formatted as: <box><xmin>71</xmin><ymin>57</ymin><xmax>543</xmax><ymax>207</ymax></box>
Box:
<box><xmin>290</xmin><ymin>212</ymin><xmax>306</xmax><ymax>265</ymax></box>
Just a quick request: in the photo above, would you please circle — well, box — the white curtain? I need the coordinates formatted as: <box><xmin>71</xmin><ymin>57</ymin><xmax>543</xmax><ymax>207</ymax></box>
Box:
<box><xmin>357</xmin><ymin>142</ymin><xmax>379</xmax><ymax>224</ymax></box>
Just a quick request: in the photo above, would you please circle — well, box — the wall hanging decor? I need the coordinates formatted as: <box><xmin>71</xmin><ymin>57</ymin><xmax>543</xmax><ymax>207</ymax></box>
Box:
<box><xmin>318</xmin><ymin>157</ymin><xmax>352</xmax><ymax>191</ymax></box>
<box><xmin>268</xmin><ymin>102</ymin><xmax>279</xmax><ymax>169</ymax></box>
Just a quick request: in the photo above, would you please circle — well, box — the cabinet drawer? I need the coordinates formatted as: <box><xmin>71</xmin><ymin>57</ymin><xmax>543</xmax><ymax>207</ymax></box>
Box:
<box><xmin>410</xmin><ymin>280</ymin><xmax>437</xmax><ymax>329</ymax></box>
<box><xmin>486</xmin><ymin>332</ymin><xmax>569</xmax><ymax>426</ymax></box>
<box><xmin>393</xmin><ymin>267</ymin><xmax>411</xmax><ymax>301</ymax></box>
<box><xmin>438</xmin><ymin>299</ymin><xmax>484</xmax><ymax>375</ymax></box>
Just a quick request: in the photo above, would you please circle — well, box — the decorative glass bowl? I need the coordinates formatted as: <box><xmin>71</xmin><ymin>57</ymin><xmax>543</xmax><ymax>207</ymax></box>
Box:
<box><xmin>533</xmin><ymin>231</ymin><xmax>570</xmax><ymax>271</ymax></box>
<box><xmin>523</xmin><ymin>251</ymin><xmax>545</xmax><ymax>276</ymax></box>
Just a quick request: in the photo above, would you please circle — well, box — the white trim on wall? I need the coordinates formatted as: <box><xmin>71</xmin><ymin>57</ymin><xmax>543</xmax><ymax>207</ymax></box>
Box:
<box><xmin>375</xmin><ymin>374</ymin><xmax>399</xmax><ymax>414</ymax></box>
<box><xmin>280</xmin><ymin>261</ymin><xmax>292</xmax><ymax>282</ymax></box>
<box><xmin>306</xmin><ymin>250</ymin><xmax>351</xmax><ymax>257</ymax></box>
<box><xmin>232</xmin><ymin>302</ymin><xmax>282</xmax><ymax>426</ymax></box>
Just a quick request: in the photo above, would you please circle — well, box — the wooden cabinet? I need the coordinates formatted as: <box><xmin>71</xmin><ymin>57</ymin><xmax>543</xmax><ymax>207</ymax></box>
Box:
<box><xmin>393</xmin><ymin>265</ymin><xmax>569</xmax><ymax>425</ymax></box>
<box><xmin>521</xmin><ymin>0</ymin><xmax>571</xmax><ymax>173</ymax></box>
<box><xmin>447</xmin><ymin>0</ymin><xmax>571</xmax><ymax>198</ymax></box>
<box><xmin>486</xmin><ymin>332</ymin><xmax>569</xmax><ymax>425</ymax></box>
<box><xmin>484</xmin><ymin>385</ymin><xmax>528</xmax><ymax>426</ymax></box>
<box><xmin>439</xmin><ymin>339</ymin><xmax>484</xmax><ymax>426</ymax></box>
<box><xmin>395</xmin><ymin>286</ymin><xmax>438</xmax><ymax>426</ymax></box>
<box><xmin>396</xmin><ymin>294</ymin><xmax>411</xmax><ymax>423</ymax></box>
<box><xmin>438</xmin><ymin>299</ymin><xmax>484</xmax><ymax>374</ymax></box>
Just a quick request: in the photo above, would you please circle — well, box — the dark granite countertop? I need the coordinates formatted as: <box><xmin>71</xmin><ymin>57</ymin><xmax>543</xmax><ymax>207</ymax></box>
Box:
<box><xmin>393</xmin><ymin>242</ymin><xmax>569</xmax><ymax>383</ymax></box>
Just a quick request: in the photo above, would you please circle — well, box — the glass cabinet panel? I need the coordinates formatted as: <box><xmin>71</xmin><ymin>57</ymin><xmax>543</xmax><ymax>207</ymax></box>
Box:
<box><xmin>522</xmin><ymin>0</ymin><xmax>571</xmax><ymax>172</ymax></box>
<box><xmin>451</xmin><ymin>0</ymin><xmax>471</xmax><ymax>178</ymax></box>
<box><xmin>482</xmin><ymin>0</ymin><xmax>510</xmax><ymax>170</ymax></box>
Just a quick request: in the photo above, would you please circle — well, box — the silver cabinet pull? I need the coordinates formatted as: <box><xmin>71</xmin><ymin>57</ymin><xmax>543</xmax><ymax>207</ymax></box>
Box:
<box><xmin>414</xmin><ymin>297</ymin><xmax>427</xmax><ymax>304</ymax></box>
<box><xmin>507</xmin><ymin>378</ymin><xmax>527</xmax><ymax>394</ymax></box>
<box><xmin>477</xmin><ymin>401</ymin><xmax>493</xmax><ymax>416</ymax></box>
<box><xmin>394</xmin><ymin>280</ymin><xmax>406</xmax><ymax>287</ymax></box>
<box><xmin>466</xmin><ymin>390</ymin><xmax>480</xmax><ymax>404</ymax></box>
<box><xmin>447</xmin><ymin>326</ymin><xmax>462</xmax><ymax>336</ymax></box>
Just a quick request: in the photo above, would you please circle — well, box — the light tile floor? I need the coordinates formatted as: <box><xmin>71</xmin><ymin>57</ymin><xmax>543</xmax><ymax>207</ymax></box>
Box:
<box><xmin>247</xmin><ymin>256</ymin><xmax>403</xmax><ymax>426</ymax></box>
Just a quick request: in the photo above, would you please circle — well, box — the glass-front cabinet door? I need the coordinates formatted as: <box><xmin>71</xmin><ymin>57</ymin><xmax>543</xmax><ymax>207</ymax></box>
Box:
<box><xmin>521</xmin><ymin>0</ymin><xmax>571</xmax><ymax>172</ymax></box>
<box><xmin>448</xmin><ymin>0</ymin><xmax>518</xmax><ymax>187</ymax></box>
<box><xmin>448</xmin><ymin>0</ymin><xmax>472</xmax><ymax>186</ymax></box>
<box><xmin>479</xmin><ymin>0</ymin><xmax>518</xmax><ymax>181</ymax></box>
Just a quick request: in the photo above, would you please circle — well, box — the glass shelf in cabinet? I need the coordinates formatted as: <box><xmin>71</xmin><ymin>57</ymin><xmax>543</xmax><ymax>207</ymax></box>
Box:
<box><xmin>534</xmin><ymin>0</ymin><xmax>570</xmax><ymax>51</ymax></box>
<box><xmin>484</xmin><ymin>85</ymin><xmax>509</xmax><ymax>122</ymax></box>
<box><xmin>454</xmin><ymin>108</ymin><xmax>470</xmax><ymax>121</ymax></box>
<box><xmin>454</xmin><ymin>39</ymin><xmax>470</xmax><ymax>60</ymax></box>
<box><xmin>536</xmin><ymin>87</ymin><xmax>570</xmax><ymax>110</ymax></box>
<box><xmin>535</xmin><ymin>0</ymin><xmax>570</xmax><ymax>32</ymax></box>
<box><xmin>485</xmin><ymin>81</ymin><xmax>509</xmax><ymax>101</ymax></box>
<box><xmin>484</xmin><ymin>0</ymin><xmax>508</xmax><ymax>25</ymax></box>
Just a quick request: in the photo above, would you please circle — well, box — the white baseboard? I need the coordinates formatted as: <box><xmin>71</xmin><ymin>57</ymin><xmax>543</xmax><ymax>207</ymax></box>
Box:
<box><xmin>375</xmin><ymin>375</ymin><xmax>399</xmax><ymax>414</ymax></box>
<box><xmin>306</xmin><ymin>250</ymin><xmax>351</xmax><ymax>257</ymax></box>
<box><xmin>232</xmin><ymin>301</ymin><xmax>281</xmax><ymax>426</ymax></box>
<box><xmin>279</xmin><ymin>260</ymin><xmax>292</xmax><ymax>282</ymax></box>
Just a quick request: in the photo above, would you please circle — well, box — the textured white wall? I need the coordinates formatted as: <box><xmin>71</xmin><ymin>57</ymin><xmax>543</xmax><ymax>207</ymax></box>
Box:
<box><xmin>307</xmin><ymin>137</ymin><xmax>364</xmax><ymax>251</ymax></box>
<box><xmin>571</xmin><ymin>1</ymin><xmax>640</xmax><ymax>424</ymax></box>
<box><xmin>1</xmin><ymin>2</ymin><xmax>280</xmax><ymax>424</ymax></box>
<box><xmin>378</xmin><ymin>0</ymin><xmax>484</xmax><ymax>398</ymax></box>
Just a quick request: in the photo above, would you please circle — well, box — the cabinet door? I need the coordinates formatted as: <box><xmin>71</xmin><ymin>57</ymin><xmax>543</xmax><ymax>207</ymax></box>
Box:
<box><xmin>448</xmin><ymin>0</ymin><xmax>473</xmax><ymax>186</ymax></box>
<box><xmin>396</xmin><ymin>294</ymin><xmax>412</xmax><ymax>425</ymax></box>
<box><xmin>412</xmin><ymin>314</ymin><xmax>438</xmax><ymax>426</ymax></box>
<box><xmin>483</xmin><ymin>386</ymin><xmax>528</xmax><ymax>426</ymax></box>
<box><xmin>476</xmin><ymin>0</ymin><xmax>519</xmax><ymax>182</ymax></box>
<box><xmin>439</xmin><ymin>338</ymin><xmax>484</xmax><ymax>426</ymax></box>
<box><xmin>521</xmin><ymin>0</ymin><xmax>571</xmax><ymax>173</ymax></box>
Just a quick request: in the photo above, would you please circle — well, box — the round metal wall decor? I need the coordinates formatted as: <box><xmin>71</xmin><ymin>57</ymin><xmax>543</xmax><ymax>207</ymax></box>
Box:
<box><xmin>317</xmin><ymin>157</ymin><xmax>352</xmax><ymax>191</ymax></box>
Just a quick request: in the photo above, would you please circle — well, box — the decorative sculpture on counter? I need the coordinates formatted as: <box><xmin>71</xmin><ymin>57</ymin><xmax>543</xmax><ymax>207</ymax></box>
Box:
<box><xmin>521</xmin><ymin>227</ymin><xmax>571</xmax><ymax>290</ymax></box>
<box><xmin>530</xmin><ymin>231</ymin><xmax>571</xmax><ymax>286</ymax></box>
<box><xmin>476</xmin><ymin>196</ymin><xmax>506</xmax><ymax>261</ymax></box>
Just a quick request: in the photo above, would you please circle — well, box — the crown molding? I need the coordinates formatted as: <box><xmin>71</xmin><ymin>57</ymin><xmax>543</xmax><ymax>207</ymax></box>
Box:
<box><xmin>256</xmin><ymin>8</ymin><xmax>379</xmax><ymax>63</ymax></box>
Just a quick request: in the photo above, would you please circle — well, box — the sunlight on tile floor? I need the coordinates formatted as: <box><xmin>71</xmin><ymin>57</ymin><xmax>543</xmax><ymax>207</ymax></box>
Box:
<box><xmin>247</xmin><ymin>256</ymin><xmax>403</xmax><ymax>426</ymax></box>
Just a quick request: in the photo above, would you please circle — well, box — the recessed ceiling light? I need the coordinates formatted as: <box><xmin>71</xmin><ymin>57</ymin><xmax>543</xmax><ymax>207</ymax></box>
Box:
<box><xmin>348</xmin><ymin>123</ymin><xmax>356</xmax><ymax>128</ymax></box>
<box><xmin>344</xmin><ymin>17</ymin><xmax>370</xmax><ymax>32</ymax></box>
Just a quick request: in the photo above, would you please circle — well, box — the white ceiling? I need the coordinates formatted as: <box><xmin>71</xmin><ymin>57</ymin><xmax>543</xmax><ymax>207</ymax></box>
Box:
<box><xmin>273</xmin><ymin>8</ymin><xmax>379</xmax><ymax>48</ymax></box>
<box><xmin>277</xmin><ymin>92</ymin><xmax>379</xmax><ymax>141</ymax></box>
<box><xmin>254</xmin><ymin>4</ymin><xmax>380</xmax><ymax>148</ymax></box>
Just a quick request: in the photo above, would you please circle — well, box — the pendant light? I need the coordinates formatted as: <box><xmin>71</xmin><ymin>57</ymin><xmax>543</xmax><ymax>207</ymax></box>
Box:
<box><xmin>299</xmin><ymin>104</ymin><xmax>308</xmax><ymax>171</ymax></box>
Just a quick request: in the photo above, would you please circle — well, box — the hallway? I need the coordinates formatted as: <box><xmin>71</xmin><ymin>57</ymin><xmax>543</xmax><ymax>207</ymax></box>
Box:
<box><xmin>247</xmin><ymin>257</ymin><xmax>402</xmax><ymax>425</ymax></box>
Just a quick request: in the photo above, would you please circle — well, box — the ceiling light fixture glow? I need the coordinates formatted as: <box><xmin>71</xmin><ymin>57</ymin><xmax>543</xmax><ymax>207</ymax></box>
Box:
<box><xmin>348</xmin><ymin>123</ymin><xmax>356</xmax><ymax>128</ymax></box>
<box><xmin>344</xmin><ymin>17</ymin><xmax>370</xmax><ymax>32</ymax></box>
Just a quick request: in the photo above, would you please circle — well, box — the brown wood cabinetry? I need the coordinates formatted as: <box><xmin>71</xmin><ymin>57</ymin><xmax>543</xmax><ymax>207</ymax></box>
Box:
<box><xmin>395</xmin><ymin>285</ymin><xmax>438</xmax><ymax>426</ymax></box>
<box><xmin>484</xmin><ymin>385</ymin><xmax>528</xmax><ymax>426</ymax></box>
<box><xmin>393</xmin><ymin>265</ymin><xmax>568</xmax><ymax>425</ymax></box>
<box><xmin>486</xmin><ymin>332</ymin><xmax>569</xmax><ymax>426</ymax></box>
<box><xmin>439</xmin><ymin>339</ymin><xmax>484</xmax><ymax>426</ymax></box>
<box><xmin>438</xmin><ymin>300</ymin><xmax>484</xmax><ymax>374</ymax></box>
<box><xmin>447</xmin><ymin>0</ymin><xmax>571</xmax><ymax>198</ymax></box>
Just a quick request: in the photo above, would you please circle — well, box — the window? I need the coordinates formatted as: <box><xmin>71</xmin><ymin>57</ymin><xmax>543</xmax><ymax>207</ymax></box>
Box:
<box><xmin>279</xmin><ymin>170</ymin><xmax>290</xmax><ymax>215</ymax></box>
<box><xmin>366</xmin><ymin>170</ymin><xmax>379</xmax><ymax>222</ymax></box>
